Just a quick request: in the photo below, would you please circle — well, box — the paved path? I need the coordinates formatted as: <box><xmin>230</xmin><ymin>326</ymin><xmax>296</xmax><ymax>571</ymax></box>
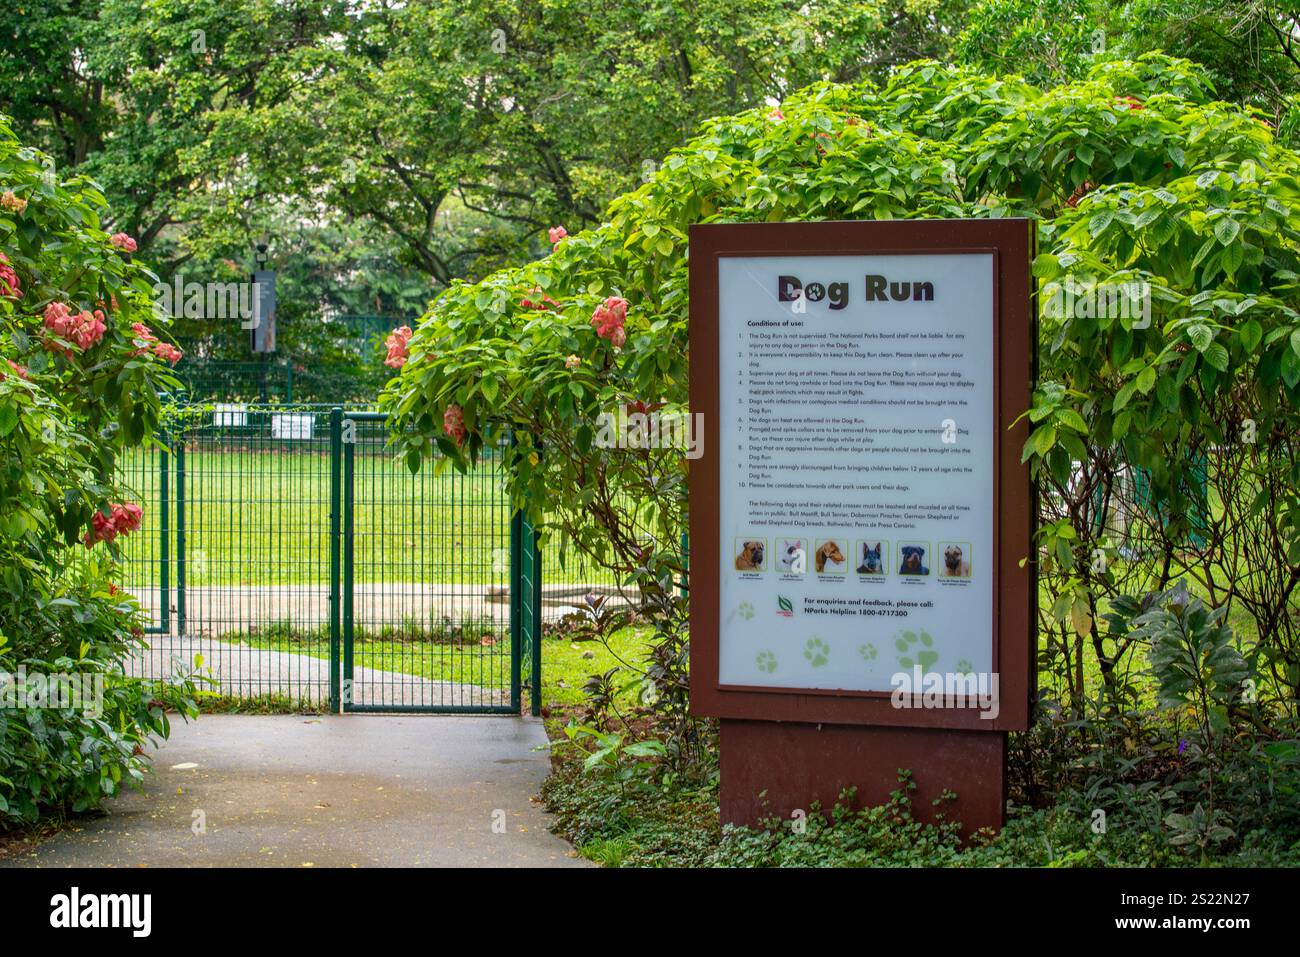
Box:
<box><xmin>2</xmin><ymin>715</ymin><xmax>588</xmax><ymax>868</ymax></box>
<box><xmin>128</xmin><ymin>634</ymin><xmax>509</xmax><ymax>708</ymax></box>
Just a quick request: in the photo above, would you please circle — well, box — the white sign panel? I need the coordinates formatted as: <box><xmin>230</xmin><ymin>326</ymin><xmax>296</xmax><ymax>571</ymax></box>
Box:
<box><xmin>212</xmin><ymin>403</ymin><xmax>248</xmax><ymax>428</ymax></box>
<box><xmin>717</xmin><ymin>253</ymin><xmax>995</xmax><ymax>692</ymax></box>
<box><xmin>271</xmin><ymin>412</ymin><xmax>314</xmax><ymax>441</ymax></box>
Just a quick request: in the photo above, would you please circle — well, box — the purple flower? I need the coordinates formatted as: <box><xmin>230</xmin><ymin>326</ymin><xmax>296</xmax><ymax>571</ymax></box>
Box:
<box><xmin>1177</xmin><ymin>739</ymin><xmax>1188</xmax><ymax>755</ymax></box>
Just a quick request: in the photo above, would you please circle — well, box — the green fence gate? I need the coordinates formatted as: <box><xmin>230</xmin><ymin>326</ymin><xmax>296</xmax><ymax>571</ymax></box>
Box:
<box><xmin>120</xmin><ymin>404</ymin><xmax>546</xmax><ymax>715</ymax></box>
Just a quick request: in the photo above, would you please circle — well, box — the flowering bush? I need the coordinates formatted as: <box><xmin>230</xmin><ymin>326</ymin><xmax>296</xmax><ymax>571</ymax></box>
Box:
<box><xmin>0</xmin><ymin>113</ymin><xmax>198</xmax><ymax>826</ymax></box>
<box><xmin>381</xmin><ymin>55</ymin><xmax>1300</xmax><ymax>757</ymax></box>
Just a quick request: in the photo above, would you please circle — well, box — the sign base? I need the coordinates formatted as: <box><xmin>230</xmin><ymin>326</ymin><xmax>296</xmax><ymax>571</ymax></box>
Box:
<box><xmin>719</xmin><ymin>718</ymin><xmax>1005</xmax><ymax>834</ymax></box>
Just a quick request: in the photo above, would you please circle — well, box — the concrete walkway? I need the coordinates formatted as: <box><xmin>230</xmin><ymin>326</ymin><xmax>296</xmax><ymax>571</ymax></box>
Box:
<box><xmin>2</xmin><ymin>715</ymin><xmax>588</xmax><ymax>868</ymax></box>
<box><xmin>127</xmin><ymin>634</ymin><xmax>510</xmax><ymax>708</ymax></box>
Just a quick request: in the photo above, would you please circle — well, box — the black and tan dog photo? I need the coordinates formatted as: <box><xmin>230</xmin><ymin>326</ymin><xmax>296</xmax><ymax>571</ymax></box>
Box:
<box><xmin>898</xmin><ymin>544</ymin><xmax>929</xmax><ymax>576</ymax></box>
<box><xmin>734</xmin><ymin>539</ymin><xmax>765</xmax><ymax>571</ymax></box>
<box><xmin>940</xmin><ymin>542</ymin><xmax>971</xmax><ymax>578</ymax></box>
<box><xmin>814</xmin><ymin>539</ymin><xmax>845</xmax><ymax>574</ymax></box>
<box><xmin>856</xmin><ymin>541</ymin><xmax>885</xmax><ymax>575</ymax></box>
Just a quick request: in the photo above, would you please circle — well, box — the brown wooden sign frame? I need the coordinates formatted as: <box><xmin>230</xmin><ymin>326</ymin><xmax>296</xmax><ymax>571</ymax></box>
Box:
<box><xmin>688</xmin><ymin>218</ymin><xmax>1035</xmax><ymax>733</ymax></box>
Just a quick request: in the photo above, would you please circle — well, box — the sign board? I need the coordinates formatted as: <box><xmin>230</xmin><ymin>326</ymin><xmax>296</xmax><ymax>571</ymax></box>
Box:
<box><xmin>212</xmin><ymin>403</ymin><xmax>248</xmax><ymax>428</ymax></box>
<box><xmin>271</xmin><ymin>412</ymin><xmax>314</xmax><ymax>441</ymax></box>
<box><xmin>688</xmin><ymin>219</ymin><xmax>1034</xmax><ymax>733</ymax></box>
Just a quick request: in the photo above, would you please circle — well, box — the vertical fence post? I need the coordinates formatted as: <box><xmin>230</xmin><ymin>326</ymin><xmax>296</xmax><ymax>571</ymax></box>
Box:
<box><xmin>175</xmin><ymin>435</ymin><xmax>186</xmax><ymax>637</ymax></box>
<box><xmin>509</xmin><ymin>507</ymin><xmax>523</xmax><ymax>715</ymax></box>
<box><xmin>529</xmin><ymin>518</ymin><xmax>542</xmax><ymax>717</ymax></box>
<box><xmin>342</xmin><ymin>419</ymin><xmax>355</xmax><ymax>710</ymax></box>
<box><xmin>158</xmin><ymin>430</ymin><xmax>171</xmax><ymax>634</ymax></box>
<box><xmin>329</xmin><ymin>408</ymin><xmax>342</xmax><ymax>713</ymax></box>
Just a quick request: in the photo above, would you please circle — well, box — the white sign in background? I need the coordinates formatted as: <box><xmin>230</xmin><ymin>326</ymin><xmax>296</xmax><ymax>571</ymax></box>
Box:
<box><xmin>717</xmin><ymin>253</ymin><xmax>995</xmax><ymax>692</ymax></box>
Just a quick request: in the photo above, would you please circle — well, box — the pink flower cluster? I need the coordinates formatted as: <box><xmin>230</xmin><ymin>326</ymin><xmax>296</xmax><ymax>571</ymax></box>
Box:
<box><xmin>0</xmin><ymin>252</ymin><xmax>19</xmax><ymax>300</ymax></box>
<box><xmin>2</xmin><ymin>359</ymin><xmax>29</xmax><ymax>381</ymax></box>
<box><xmin>591</xmin><ymin>296</ymin><xmax>628</xmax><ymax>347</ymax></box>
<box><xmin>520</xmin><ymin>287</ymin><xmax>558</xmax><ymax>311</ymax></box>
<box><xmin>44</xmin><ymin>302</ymin><xmax>106</xmax><ymax>350</ymax></box>
<box><xmin>0</xmin><ymin>191</ymin><xmax>26</xmax><ymax>214</ymax></box>
<box><xmin>110</xmin><ymin>233</ymin><xmax>138</xmax><ymax>253</ymax></box>
<box><xmin>385</xmin><ymin>326</ymin><xmax>413</xmax><ymax>368</ymax></box>
<box><xmin>84</xmin><ymin>502</ymin><xmax>143</xmax><ymax>547</ymax></box>
<box><xmin>548</xmin><ymin>226</ymin><xmax>567</xmax><ymax>246</ymax></box>
<box><xmin>130</xmin><ymin>322</ymin><xmax>183</xmax><ymax>363</ymax></box>
<box><xmin>443</xmin><ymin>404</ymin><xmax>466</xmax><ymax>446</ymax></box>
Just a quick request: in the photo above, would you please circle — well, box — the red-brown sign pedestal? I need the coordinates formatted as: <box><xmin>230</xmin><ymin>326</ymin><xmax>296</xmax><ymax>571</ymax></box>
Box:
<box><xmin>719</xmin><ymin>719</ymin><xmax>1005</xmax><ymax>834</ymax></box>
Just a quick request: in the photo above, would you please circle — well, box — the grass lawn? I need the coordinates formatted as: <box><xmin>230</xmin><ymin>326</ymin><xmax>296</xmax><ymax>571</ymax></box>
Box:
<box><xmin>222</xmin><ymin>621</ymin><xmax>656</xmax><ymax>703</ymax></box>
<box><xmin>116</xmin><ymin>443</ymin><xmax>615</xmax><ymax>589</ymax></box>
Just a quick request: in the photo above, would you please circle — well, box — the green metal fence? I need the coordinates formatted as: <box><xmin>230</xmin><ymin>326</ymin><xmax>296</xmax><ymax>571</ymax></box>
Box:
<box><xmin>117</xmin><ymin>402</ymin><xmax>617</xmax><ymax>715</ymax></box>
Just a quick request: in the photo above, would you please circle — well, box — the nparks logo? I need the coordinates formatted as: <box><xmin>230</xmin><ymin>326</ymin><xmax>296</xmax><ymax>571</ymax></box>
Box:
<box><xmin>776</xmin><ymin>595</ymin><xmax>794</xmax><ymax>618</ymax></box>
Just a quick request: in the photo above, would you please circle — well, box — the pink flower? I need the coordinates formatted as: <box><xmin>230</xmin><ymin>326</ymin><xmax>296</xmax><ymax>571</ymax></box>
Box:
<box><xmin>86</xmin><ymin>511</ymin><xmax>118</xmax><ymax>546</ymax></box>
<box><xmin>110</xmin><ymin>502</ymin><xmax>143</xmax><ymax>534</ymax></box>
<box><xmin>0</xmin><ymin>252</ymin><xmax>20</xmax><ymax>300</ymax></box>
<box><xmin>520</xmin><ymin>289</ymin><xmax>558</xmax><ymax>311</ymax></box>
<box><xmin>2</xmin><ymin>359</ymin><xmax>29</xmax><ymax>381</ymax></box>
<box><xmin>384</xmin><ymin>325</ymin><xmax>413</xmax><ymax>369</ymax></box>
<box><xmin>768</xmin><ymin>108</ymin><xmax>785</xmax><ymax>122</ymax></box>
<box><xmin>0</xmin><ymin>191</ymin><xmax>26</xmax><ymax>214</ymax></box>
<box><xmin>70</xmin><ymin>310</ymin><xmax>106</xmax><ymax>349</ymax></box>
<box><xmin>548</xmin><ymin>226</ymin><xmax>567</xmax><ymax>246</ymax></box>
<box><xmin>564</xmin><ymin>355</ymin><xmax>580</xmax><ymax>369</ymax></box>
<box><xmin>110</xmin><ymin>233</ymin><xmax>138</xmax><ymax>253</ymax></box>
<box><xmin>610</xmin><ymin>326</ymin><xmax>626</xmax><ymax>348</ymax></box>
<box><xmin>591</xmin><ymin>296</ymin><xmax>629</xmax><ymax>341</ymax></box>
<box><xmin>43</xmin><ymin>302</ymin><xmax>76</xmax><ymax>338</ymax></box>
<box><xmin>44</xmin><ymin>304</ymin><xmax>106</xmax><ymax>350</ymax></box>
<box><xmin>84</xmin><ymin>502</ymin><xmax>143</xmax><ymax>547</ymax></box>
<box><xmin>443</xmin><ymin>404</ymin><xmax>466</xmax><ymax>446</ymax></box>
<box><xmin>130</xmin><ymin>321</ymin><xmax>159</xmax><ymax>356</ymax></box>
<box><xmin>153</xmin><ymin>341</ymin><xmax>183</xmax><ymax>364</ymax></box>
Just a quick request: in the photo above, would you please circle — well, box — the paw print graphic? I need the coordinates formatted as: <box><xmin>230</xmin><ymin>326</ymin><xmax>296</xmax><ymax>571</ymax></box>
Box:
<box><xmin>858</xmin><ymin>642</ymin><xmax>878</xmax><ymax>662</ymax></box>
<box><xmin>955</xmin><ymin>658</ymin><xmax>975</xmax><ymax>675</ymax></box>
<box><xmin>738</xmin><ymin>602</ymin><xmax>755</xmax><ymax>620</ymax></box>
<box><xmin>755</xmin><ymin>650</ymin><xmax>778</xmax><ymax>673</ymax></box>
<box><xmin>895</xmin><ymin>629</ymin><xmax>939</xmax><ymax>671</ymax></box>
<box><xmin>803</xmin><ymin>637</ymin><xmax>830</xmax><ymax>668</ymax></box>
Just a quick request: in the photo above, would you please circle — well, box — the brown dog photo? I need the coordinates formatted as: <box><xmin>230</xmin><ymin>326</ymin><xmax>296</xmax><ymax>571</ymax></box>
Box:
<box><xmin>814</xmin><ymin>539</ymin><xmax>845</xmax><ymax>574</ymax></box>
<box><xmin>940</xmin><ymin>543</ymin><xmax>971</xmax><ymax>578</ymax></box>
<box><xmin>734</xmin><ymin>539</ymin><xmax>765</xmax><ymax>571</ymax></box>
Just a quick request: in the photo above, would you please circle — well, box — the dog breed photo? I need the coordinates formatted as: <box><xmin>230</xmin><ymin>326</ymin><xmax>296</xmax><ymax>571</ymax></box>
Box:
<box><xmin>941</xmin><ymin>544</ymin><xmax>971</xmax><ymax>577</ymax></box>
<box><xmin>779</xmin><ymin>539</ymin><xmax>805</xmax><ymax>574</ymax></box>
<box><xmin>856</xmin><ymin>541</ymin><xmax>884</xmax><ymax>574</ymax></box>
<box><xmin>814</xmin><ymin>539</ymin><xmax>845</xmax><ymax>573</ymax></box>
<box><xmin>898</xmin><ymin>544</ymin><xmax>929</xmax><ymax>576</ymax></box>
<box><xmin>734</xmin><ymin>540</ymin><xmax>765</xmax><ymax>571</ymax></box>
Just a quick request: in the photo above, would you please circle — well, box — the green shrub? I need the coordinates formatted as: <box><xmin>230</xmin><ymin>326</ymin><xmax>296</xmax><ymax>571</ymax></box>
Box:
<box><xmin>0</xmin><ymin>113</ymin><xmax>201</xmax><ymax>827</ymax></box>
<box><xmin>382</xmin><ymin>54</ymin><xmax>1300</xmax><ymax>724</ymax></box>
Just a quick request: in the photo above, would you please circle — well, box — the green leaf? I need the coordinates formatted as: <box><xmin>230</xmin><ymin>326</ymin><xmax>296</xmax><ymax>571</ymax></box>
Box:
<box><xmin>1213</xmin><ymin>217</ymin><xmax>1240</xmax><ymax>246</ymax></box>
<box><xmin>1187</xmin><ymin>324</ymin><xmax>1213</xmax><ymax>352</ymax></box>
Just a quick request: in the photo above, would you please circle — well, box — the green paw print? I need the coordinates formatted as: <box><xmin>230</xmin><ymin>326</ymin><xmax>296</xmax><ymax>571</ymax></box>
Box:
<box><xmin>955</xmin><ymin>658</ymin><xmax>974</xmax><ymax>675</ymax></box>
<box><xmin>896</xmin><ymin>629</ymin><xmax>939</xmax><ymax>671</ymax></box>
<box><xmin>858</xmin><ymin>642</ymin><xmax>878</xmax><ymax>662</ymax></box>
<box><xmin>737</xmin><ymin>602</ymin><xmax>755</xmax><ymax>620</ymax></box>
<box><xmin>803</xmin><ymin>637</ymin><xmax>830</xmax><ymax>668</ymax></box>
<box><xmin>755</xmin><ymin>650</ymin><xmax>778</xmax><ymax>673</ymax></box>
